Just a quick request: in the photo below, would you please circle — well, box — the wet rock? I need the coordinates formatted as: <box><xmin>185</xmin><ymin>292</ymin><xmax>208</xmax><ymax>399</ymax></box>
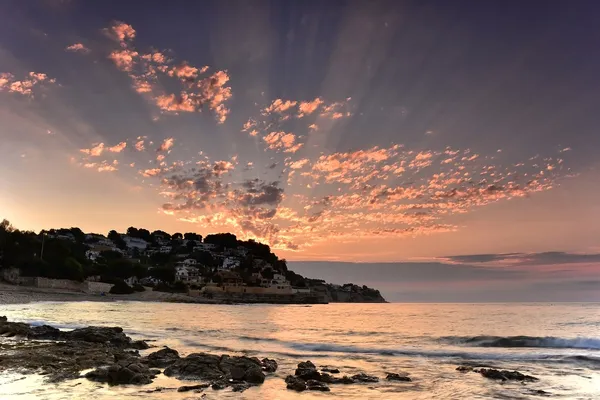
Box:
<box><xmin>321</xmin><ymin>367</ymin><xmax>340</xmax><ymax>374</ymax></box>
<box><xmin>85</xmin><ymin>362</ymin><xmax>157</xmax><ymax>385</ymax></box>
<box><xmin>351</xmin><ymin>373</ymin><xmax>379</xmax><ymax>383</ymax></box>
<box><xmin>261</xmin><ymin>357</ymin><xmax>278</xmax><ymax>372</ymax></box>
<box><xmin>164</xmin><ymin>353</ymin><xmax>224</xmax><ymax>381</ymax></box>
<box><xmin>0</xmin><ymin>316</ymin><xmax>7</xmax><ymax>322</ymax></box>
<box><xmin>211</xmin><ymin>380</ymin><xmax>227</xmax><ymax>390</ymax></box>
<box><xmin>62</xmin><ymin>326</ymin><xmax>133</xmax><ymax>347</ymax></box>
<box><xmin>527</xmin><ymin>389</ymin><xmax>551</xmax><ymax>396</ymax></box>
<box><xmin>244</xmin><ymin>365</ymin><xmax>266</xmax><ymax>383</ymax></box>
<box><xmin>456</xmin><ymin>365</ymin><xmax>473</xmax><ymax>372</ymax></box>
<box><xmin>230</xmin><ymin>366</ymin><xmax>247</xmax><ymax>381</ymax></box>
<box><xmin>386</xmin><ymin>372</ymin><xmax>411</xmax><ymax>382</ymax></box>
<box><xmin>28</xmin><ymin>325</ymin><xmax>62</xmax><ymax>340</ymax></box>
<box><xmin>295</xmin><ymin>360</ymin><xmax>321</xmax><ymax>380</ymax></box>
<box><xmin>130</xmin><ymin>340</ymin><xmax>150</xmax><ymax>350</ymax></box>
<box><xmin>476</xmin><ymin>368</ymin><xmax>538</xmax><ymax>382</ymax></box>
<box><xmin>331</xmin><ymin>375</ymin><xmax>355</xmax><ymax>384</ymax></box>
<box><xmin>144</xmin><ymin>346</ymin><xmax>180</xmax><ymax>368</ymax></box>
<box><xmin>231</xmin><ymin>382</ymin><xmax>253</xmax><ymax>392</ymax></box>
<box><xmin>177</xmin><ymin>383</ymin><xmax>210</xmax><ymax>392</ymax></box>
<box><xmin>306</xmin><ymin>379</ymin><xmax>330</xmax><ymax>391</ymax></box>
<box><xmin>0</xmin><ymin>320</ymin><xmax>31</xmax><ymax>337</ymax></box>
<box><xmin>285</xmin><ymin>375</ymin><xmax>307</xmax><ymax>391</ymax></box>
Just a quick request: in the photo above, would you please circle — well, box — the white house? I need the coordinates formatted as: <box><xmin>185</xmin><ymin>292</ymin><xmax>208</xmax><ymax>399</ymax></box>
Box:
<box><xmin>125</xmin><ymin>276</ymin><xmax>139</xmax><ymax>286</ymax></box>
<box><xmin>219</xmin><ymin>257</ymin><xmax>240</xmax><ymax>271</ymax></box>
<box><xmin>175</xmin><ymin>266</ymin><xmax>202</xmax><ymax>283</ymax></box>
<box><xmin>123</xmin><ymin>236</ymin><xmax>149</xmax><ymax>250</ymax></box>
<box><xmin>260</xmin><ymin>273</ymin><xmax>292</xmax><ymax>291</ymax></box>
<box><xmin>85</xmin><ymin>250</ymin><xmax>101</xmax><ymax>261</ymax></box>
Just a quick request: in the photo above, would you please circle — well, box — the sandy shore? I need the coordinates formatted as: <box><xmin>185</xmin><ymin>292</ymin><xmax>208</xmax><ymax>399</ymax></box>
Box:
<box><xmin>0</xmin><ymin>282</ymin><xmax>219</xmax><ymax>305</ymax></box>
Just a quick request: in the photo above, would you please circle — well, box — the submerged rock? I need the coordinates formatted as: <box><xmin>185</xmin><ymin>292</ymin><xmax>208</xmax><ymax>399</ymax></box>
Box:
<box><xmin>261</xmin><ymin>358</ymin><xmax>278</xmax><ymax>372</ymax></box>
<box><xmin>321</xmin><ymin>367</ymin><xmax>340</xmax><ymax>374</ymax></box>
<box><xmin>476</xmin><ymin>368</ymin><xmax>538</xmax><ymax>382</ymax></box>
<box><xmin>144</xmin><ymin>346</ymin><xmax>180</xmax><ymax>368</ymax></box>
<box><xmin>456</xmin><ymin>365</ymin><xmax>473</xmax><ymax>372</ymax></box>
<box><xmin>285</xmin><ymin>375</ymin><xmax>307</xmax><ymax>391</ymax></box>
<box><xmin>85</xmin><ymin>362</ymin><xmax>158</xmax><ymax>385</ymax></box>
<box><xmin>295</xmin><ymin>360</ymin><xmax>321</xmax><ymax>380</ymax></box>
<box><xmin>306</xmin><ymin>379</ymin><xmax>330</xmax><ymax>391</ymax></box>
<box><xmin>177</xmin><ymin>383</ymin><xmax>210</xmax><ymax>392</ymax></box>
<box><xmin>386</xmin><ymin>372</ymin><xmax>411</xmax><ymax>382</ymax></box>
<box><xmin>351</xmin><ymin>373</ymin><xmax>379</xmax><ymax>383</ymax></box>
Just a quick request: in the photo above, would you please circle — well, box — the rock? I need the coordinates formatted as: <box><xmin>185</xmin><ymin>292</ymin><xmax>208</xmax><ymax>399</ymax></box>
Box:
<box><xmin>177</xmin><ymin>384</ymin><xmax>210</xmax><ymax>392</ymax></box>
<box><xmin>306</xmin><ymin>379</ymin><xmax>330</xmax><ymax>391</ymax></box>
<box><xmin>295</xmin><ymin>360</ymin><xmax>321</xmax><ymax>380</ymax></box>
<box><xmin>130</xmin><ymin>340</ymin><xmax>150</xmax><ymax>350</ymax></box>
<box><xmin>456</xmin><ymin>366</ymin><xmax>473</xmax><ymax>372</ymax></box>
<box><xmin>322</xmin><ymin>367</ymin><xmax>340</xmax><ymax>374</ymax></box>
<box><xmin>230</xmin><ymin>366</ymin><xmax>247</xmax><ymax>381</ymax></box>
<box><xmin>0</xmin><ymin>320</ymin><xmax>31</xmax><ymax>337</ymax></box>
<box><xmin>261</xmin><ymin>357</ymin><xmax>278</xmax><ymax>372</ymax></box>
<box><xmin>386</xmin><ymin>372</ymin><xmax>411</xmax><ymax>382</ymax></box>
<box><xmin>351</xmin><ymin>373</ymin><xmax>379</xmax><ymax>383</ymax></box>
<box><xmin>231</xmin><ymin>383</ymin><xmax>253</xmax><ymax>392</ymax></box>
<box><xmin>85</xmin><ymin>362</ymin><xmax>156</xmax><ymax>385</ymax></box>
<box><xmin>62</xmin><ymin>326</ymin><xmax>132</xmax><ymax>347</ymax></box>
<box><xmin>28</xmin><ymin>325</ymin><xmax>61</xmax><ymax>340</ymax></box>
<box><xmin>0</xmin><ymin>316</ymin><xmax>7</xmax><ymax>322</ymax></box>
<box><xmin>164</xmin><ymin>353</ymin><xmax>224</xmax><ymax>381</ymax></box>
<box><xmin>476</xmin><ymin>368</ymin><xmax>538</xmax><ymax>382</ymax></box>
<box><xmin>145</xmin><ymin>346</ymin><xmax>180</xmax><ymax>368</ymax></box>
<box><xmin>331</xmin><ymin>375</ymin><xmax>355</xmax><ymax>384</ymax></box>
<box><xmin>285</xmin><ymin>375</ymin><xmax>307</xmax><ymax>391</ymax></box>
<box><xmin>527</xmin><ymin>389</ymin><xmax>551</xmax><ymax>396</ymax></box>
<box><xmin>211</xmin><ymin>380</ymin><xmax>227</xmax><ymax>390</ymax></box>
<box><xmin>243</xmin><ymin>365</ymin><xmax>266</xmax><ymax>383</ymax></box>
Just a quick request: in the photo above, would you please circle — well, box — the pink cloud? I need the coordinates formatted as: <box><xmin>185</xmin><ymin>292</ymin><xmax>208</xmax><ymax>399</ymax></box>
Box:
<box><xmin>262</xmin><ymin>99</ymin><xmax>297</xmax><ymax>115</ymax></box>
<box><xmin>0</xmin><ymin>71</ymin><xmax>56</xmax><ymax>96</ymax></box>
<box><xmin>140</xmin><ymin>168</ymin><xmax>161</xmax><ymax>177</ymax></box>
<box><xmin>106</xmin><ymin>21</ymin><xmax>136</xmax><ymax>45</ymax></box>
<box><xmin>308</xmin><ymin>124</ymin><xmax>318</xmax><ymax>131</ymax></box>
<box><xmin>80</xmin><ymin>143</ymin><xmax>105</xmax><ymax>157</ymax></box>
<box><xmin>107</xmin><ymin>142</ymin><xmax>127</xmax><ymax>153</ymax></box>
<box><xmin>168</xmin><ymin>63</ymin><xmax>200</xmax><ymax>80</ymax></box>
<box><xmin>109</xmin><ymin>49</ymin><xmax>138</xmax><ymax>72</ymax></box>
<box><xmin>155</xmin><ymin>93</ymin><xmax>195</xmax><ymax>112</ymax></box>
<box><xmin>263</xmin><ymin>131</ymin><xmax>303</xmax><ymax>153</ymax></box>
<box><xmin>135</xmin><ymin>140</ymin><xmax>145</xmax><ymax>151</ymax></box>
<box><xmin>141</xmin><ymin>52</ymin><xmax>166</xmax><ymax>64</ymax></box>
<box><xmin>65</xmin><ymin>43</ymin><xmax>90</xmax><ymax>53</ymax></box>
<box><xmin>298</xmin><ymin>97</ymin><xmax>323</xmax><ymax>117</ymax></box>
<box><xmin>158</xmin><ymin>137</ymin><xmax>175</xmax><ymax>152</ymax></box>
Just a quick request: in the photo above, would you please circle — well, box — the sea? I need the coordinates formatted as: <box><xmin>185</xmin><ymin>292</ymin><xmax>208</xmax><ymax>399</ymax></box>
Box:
<box><xmin>1</xmin><ymin>302</ymin><xmax>599</xmax><ymax>399</ymax></box>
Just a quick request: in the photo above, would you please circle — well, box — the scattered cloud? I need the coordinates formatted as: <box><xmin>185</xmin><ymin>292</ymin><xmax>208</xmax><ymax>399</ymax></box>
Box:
<box><xmin>158</xmin><ymin>137</ymin><xmax>174</xmax><ymax>152</ymax></box>
<box><xmin>65</xmin><ymin>43</ymin><xmax>90</xmax><ymax>53</ymax></box>
<box><xmin>263</xmin><ymin>131</ymin><xmax>303</xmax><ymax>153</ymax></box>
<box><xmin>0</xmin><ymin>71</ymin><xmax>56</xmax><ymax>97</ymax></box>
<box><xmin>107</xmin><ymin>141</ymin><xmax>127</xmax><ymax>153</ymax></box>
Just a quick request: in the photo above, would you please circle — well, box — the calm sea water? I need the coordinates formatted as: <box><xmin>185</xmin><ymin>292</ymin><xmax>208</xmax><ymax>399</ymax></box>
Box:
<box><xmin>1</xmin><ymin>302</ymin><xmax>599</xmax><ymax>399</ymax></box>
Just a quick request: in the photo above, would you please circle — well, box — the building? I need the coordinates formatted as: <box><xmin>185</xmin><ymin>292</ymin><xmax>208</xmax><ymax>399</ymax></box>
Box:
<box><xmin>123</xmin><ymin>236</ymin><xmax>149</xmax><ymax>250</ymax></box>
<box><xmin>175</xmin><ymin>266</ymin><xmax>202</xmax><ymax>283</ymax></box>
<box><xmin>219</xmin><ymin>257</ymin><xmax>240</xmax><ymax>271</ymax></box>
<box><xmin>193</xmin><ymin>243</ymin><xmax>217</xmax><ymax>252</ymax></box>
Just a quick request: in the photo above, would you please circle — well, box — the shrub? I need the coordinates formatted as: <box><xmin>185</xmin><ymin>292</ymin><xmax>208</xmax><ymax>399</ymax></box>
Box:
<box><xmin>132</xmin><ymin>283</ymin><xmax>145</xmax><ymax>292</ymax></box>
<box><xmin>109</xmin><ymin>279</ymin><xmax>134</xmax><ymax>295</ymax></box>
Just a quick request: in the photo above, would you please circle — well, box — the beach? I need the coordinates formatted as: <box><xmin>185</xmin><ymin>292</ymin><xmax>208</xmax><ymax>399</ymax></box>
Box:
<box><xmin>1</xmin><ymin>300</ymin><xmax>599</xmax><ymax>399</ymax></box>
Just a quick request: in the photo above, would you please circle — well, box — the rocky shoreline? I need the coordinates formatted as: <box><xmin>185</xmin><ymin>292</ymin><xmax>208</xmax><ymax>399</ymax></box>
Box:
<box><xmin>0</xmin><ymin>317</ymin><xmax>545</xmax><ymax>395</ymax></box>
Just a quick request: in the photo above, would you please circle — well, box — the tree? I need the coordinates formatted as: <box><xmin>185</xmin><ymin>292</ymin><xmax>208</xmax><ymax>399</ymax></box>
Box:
<box><xmin>107</xmin><ymin>230</ymin><xmax>126</xmax><ymax>250</ymax></box>
<box><xmin>204</xmin><ymin>233</ymin><xmax>237</xmax><ymax>248</ymax></box>
<box><xmin>150</xmin><ymin>266</ymin><xmax>175</xmax><ymax>283</ymax></box>
<box><xmin>261</xmin><ymin>267</ymin><xmax>275</xmax><ymax>280</ymax></box>
<box><xmin>172</xmin><ymin>232</ymin><xmax>183</xmax><ymax>240</ymax></box>
<box><xmin>184</xmin><ymin>232</ymin><xmax>201</xmax><ymax>241</ymax></box>
<box><xmin>69</xmin><ymin>227</ymin><xmax>85</xmax><ymax>243</ymax></box>
<box><xmin>109</xmin><ymin>280</ymin><xmax>134</xmax><ymax>294</ymax></box>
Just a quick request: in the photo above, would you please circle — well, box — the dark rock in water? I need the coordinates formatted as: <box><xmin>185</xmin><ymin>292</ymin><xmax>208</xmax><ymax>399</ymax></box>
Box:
<box><xmin>295</xmin><ymin>360</ymin><xmax>321</xmax><ymax>380</ymax></box>
<box><xmin>231</xmin><ymin>382</ymin><xmax>253</xmax><ymax>392</ymax></box>
<box><xmin>456</xmin><ymin>366</ymin><xmax>473</xmax><ymax>372</ymax></box>
<box><xmin>527</xmin><ymin>389</ymin><xmax>551</xmax><ymax>396</ymax></box>
<box><xmin>476</xmin><ymin>368</ymin><xmax>538</xmax><ymax>382</ymax></box>
<box><xmin>164</xmin><ymin>353</ymin><xmax>224</xmax><ymax>381</ymax></box>
<box><xmin>0</xmin><ymin>320</ymin><xmax>31</xmax><ymax>337</ymax></box>
<box><xmin>211</xmin><ymin>380</ymin><xmax>228</xmax><ymax>390</ymax></box>
<box><xmin>261</xmin><ymin>357</ymin><xmax>278</xmax><ymax>372</ymax></box>
<box><xmin>130</xmin><ymin>340</ymin><xmax>150</xmax><ymax>350</ymax></box>
<box><xmin>62</xmin><ymin>326</ymin><xmax>134</xmax><ymax>347</ymax></box>
<box><xmin>243</xmin><ymin>365</ymin><xmax>265</xmax><ymax>383</ymax></box>
<box><xmin>386</xmin><ymin>372</ymin><xmax>411</xmax><ymax>382</ymax></box>
<box><xmin>144</xmin><ymin>346</ymin><xmax>180</xmax><ymax>368</ymax></box>
<box><xmin>28</xmin><ymin>325</ymin><xmax>61</xmax><ymax>340</ymax></box>
<box><xmin>351</xmin><ymin>373</ymin><xmax>379</xmax><ymax>383</ymax></box>
<box><xmin>285</xmin><ymin>375</ymin><xmax>307</xmax><ymax>391</ymax></box>
<box><xmin>331</xmin><ymin>375</ymin><xmax>355</xmax><ymax>384</ymax></box>
<box><xmin>85</xmin><ymin>362</ymin><xmax>158</xmax><ymax>385</ymax></box>
<box><xmin>230</xmin><ymin>366</ymin><xmax>247</xmax><ymax>381</ymax></box>
<box><xmin>0</xmin><ymin>316</ymin><xmax>7</xmax><ymax>322</ymax></box>
<box><xmin>177</xmin><ymin>383</ymin><xmax>210</xmax><ymax>392</ymax></box>
<box><xmin>306</xmin><ymin>379</ymin><xmax>330</xmax><ymax>391</ymax></box>
<box><xmin>321</xmin><ymin>367</ymin><xmax>340</xmax><ymax>374</ymax></box>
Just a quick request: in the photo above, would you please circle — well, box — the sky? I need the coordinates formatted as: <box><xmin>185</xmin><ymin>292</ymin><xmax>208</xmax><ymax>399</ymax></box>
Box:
<box><xmin>1</xmin><ymin>0</ymin><xmax>599</xmax><ymax>301</ymax></box>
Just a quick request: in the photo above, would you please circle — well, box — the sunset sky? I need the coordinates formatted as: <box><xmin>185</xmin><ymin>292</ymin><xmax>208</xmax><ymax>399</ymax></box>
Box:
<box><xmin>1</xmin><ymin>1</ymin><xmax>599</xmax><ymax>300</ymax></box>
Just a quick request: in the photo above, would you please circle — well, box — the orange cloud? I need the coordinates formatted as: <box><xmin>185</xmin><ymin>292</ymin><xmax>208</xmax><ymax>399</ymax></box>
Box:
<box><xmin>65</xmin><ymin>43</ymin><xmax>90</xmax><ymax>53</ymax></box>
<box><xmin>140</xmin><ymin>168</ymin><xmax>162</xmax><ymax>177</ymax></box>
<box><xmin>106</xmin><ymin>21</ymin><xmax>136</xmax><ymax>45</ymax></box>
<box><xmin>0</xmin><ymin>71</ymin><xmax>56</xmax><ymax>96</ymax></box>
<box><xmin>298</xmin><ymin>97</ymin><xmax>323</xmax><ymax>117</ymax></box>
<box><xmin>262</xmin><ymin>99</ymin><xmax>297</xmax><ymax>115</ymax></box>
<box><xmin>109</xmin><ymin>49</ymin><xmax>139</xmax><ymax>72</ymax></box>
<box><xmin>263</xmin><ymin>131</ymin><xmax>303</xmax><ymax>153</ymax></box>
<box><xmin>107</xmin><ymin>142</ymin><xmax>127</xmax><ymax>153</ymax></box>
<box><xmin>134</xmin><ymin>140</ymin><xmax>145</xmax><ymax>151</ymax></box>
<box><xmin>158</xmin><ymin>137</ymin><xmax>175</xmax><ymax>152</ymax></box>
<box><xmin>80</xmin><ymin>143</ymin><xmax>105</xmax><ymax>157</ymax></box>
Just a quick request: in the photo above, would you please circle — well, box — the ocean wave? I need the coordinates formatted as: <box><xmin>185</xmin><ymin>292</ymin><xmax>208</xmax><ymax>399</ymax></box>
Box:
<box><xmin>443</xmin><ymin>335</ymin><xmax>600</xmax><ymax>350</ymax></box>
